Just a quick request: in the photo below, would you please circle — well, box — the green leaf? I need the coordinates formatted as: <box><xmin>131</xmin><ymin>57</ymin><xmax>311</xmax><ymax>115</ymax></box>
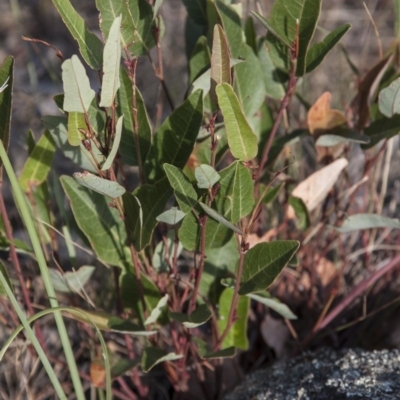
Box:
<box><xmin>50</xmin><ymin>0</ymin><xmax>103</xmax><ymax>69</ymax></box>
<box><xmin>170</xmin><ymin>304</ymin><xmax>212</xmax><ymax>328</ymax></box>
<box><xmin>179</xmin><ymin>211</ymin><xmax>232</xmax><ymax>251</ymax></box>
<box><xmin>60</xmin><ymin>175</ymin><xmax>128</xmax><ymax>266</ymax></box>
<box><xmin>107</xmin><ymin>317</ymin><xmax>156</xmax><ymax>336</ymax></box>
<box><xmin>0</xmin><ymin>56</ymin><xmax>13</xmax><ymax>160</ymax></box>
<box><xmin>67</xmin><ymin>112</ymin><xmax>86</xmax><ymax>146</ymax></box>
<box><xmin>362</xmin><ymin>115</ymin><xmax>400</xmax><ymax>149</ymax></box>
<box><xmin>379</xmin><ymin>77</ymin><xmax>400</xmax><ymax>117</ymax></box>
<box><xmin>18</xmin><ymin>130</ymin><xmax>56</xmax><ymax>192</ymax></box>
<box><xmin>251</xmin><ymin>12</ymin><xmax>287</xmax><ymax>46</ymax></box>
<box><xmin>145</xmin><ymin>90</ymin><xmax>203</xmax><ymax>182</ymax></box>
<box><xmin>100</xmin><ymin>15</ymin><xmax>122</xmax><ymax>108</ymax></box>
<box><xmin>333</xmin><ymin>214</ymin><xmax>400</xmax><ymax>233</ymax></box>
<box><xmin>195</xmin><ymin>164</ymin><xmax>220</xmax><ymax>189</ymax></box>
<box><xmin>141</xmin><ymin>347</ymin><xmax>182</xmax><ymax>373</ymax></box>
<box><xmin>53</xmin><ymin>94</ymin><xmax>65</xmax><ymax>113</ymax></box>
<box><xmin>246</xmin><ymin>291</ymin><xmax>297</xmax><ymax>320</ymax></box>
<box><xmin>73</xmin><ymin>172</ymin><xmax>126</xmax><ymax>198</ymax></box>
<box><xmin>202</xmin><ymin>347</ymin><xmax>236</xmax><ymax>359</ymax></box>
<box><xmin>257</xmin><ymin>39</ymin><xmax>285</xmax><ymax>100</ymax></box>
<box><xmin>218</xmin><ymin>288</ymin><xmax>249</xmax><ymax>350</ymax></box>
<box><xmin>62</xmin><ymin>55</ymin><xmax>95</xmax><ymax>113</ymax></box>
<box><xmin>190</xmin><ymin>68</ymin><xmax>211</xmax><ymax>99</ymax></box>
<box><xmin>189</xmin><ymin>36</ymin><xmax>210</xmax><ymax>84</ymax></box>
<box><xmin>244</xmin><ymin>16</ymin><xmax>257</xmax><ymax>54</ymax></box>
<box><xmin>164</xmin><ymin>164</ymin><xmax>198</xmax><ymax>213</ymax></box>
<box><xmin>210</xmin><ymin>24</ymin><xmax>231</xmax><ymax>103</ymax></box>
<box><xmin>182</xmin><ymin>0</ymin><xmax>207</xmax><ymax>26</ymax></box>
<box><xmin>306</xmin><ymin>24</ymin><xmax>351</xmax><ymax>73</ymax></box>
<box><xmin>0</xmin><ymin>261</ymin><xmax>13</xmax><ymax>297</ymax></box>
<box><xmin>261</xmin><ymin>183</ymin><xmax>284</xmax><ymax>204</ymax></box>
<box><xmin>215</xmin><ymin>161</ymin><xmax>254</xmax><ymax>223</ymax></box>
<box><xmin>315</xmin><ymin>130</ymin><xmax>370</xmax><ymax>146</ymax></box>
<box><xmin>199</xmin><ymin>202</ymin><xmax>244</xmax><ymax>235</ymax></box>
<box><xmin>266</xmin><ymin>0</ymin><xmax>322</xmax><ymax>76</ymax></box>
<box><xmin>120</xmin><ymin>271</ymin><xmax>164</xmax><ymax>323</ymax></box>
<box><xmin>49</xmin><ymin>265</ymin><xmax>95</xmax><ymax>293</ymax></box>
<box><xmin>216</xmin><ymin>83</ymin><xmax>258</xmax><ymax>161</ymax></box>
<box><xmin>96</xmin><ymin>0</ymin><xmax>155</xmax><ymax>56</ymax></box>
<box><xmin>156</xmin><ymin>207</ymin><xmax>186</xmax><ymax>225</ymax></box>
<box><xmin>153</xmin><ymin>0</ymin><xmax>164</xmax><ymax>16</ymax></box>
<box><xmin>288</xmin><ymin>196</ymin><xmax>310</xmax><ymax>231</ymax></box>
<box><xmin>117</xmin><ymin>68</ymin><xmax>152</xmax><ymax>166</ymax></box>
<box><xmin>42</xmin><ymin>116</ymin><xmax>103</xmax><ymax>173</ymax></box>
<box><xmin>123</xmin><ymin>178</ymin><xmax>172</xmax><ymax>251</ymax></box>
<box><xmin>239</xmin><ymin>241</ymin><xmax>300</xmax><ymax>295</ymax></box>
<box><xmin>101</xmin><ymin>115</ymin><xmax>123</xmax><ymax>171</ymax></box>
<box><xmin>217</xmin><ymin>2</ymin><xmax>266</xmax><ymax>117</ymax></box>
<box><xmin>144</xmin><ymin>294</ymin><xmax>169</xmax><ymax>325</ymax></box>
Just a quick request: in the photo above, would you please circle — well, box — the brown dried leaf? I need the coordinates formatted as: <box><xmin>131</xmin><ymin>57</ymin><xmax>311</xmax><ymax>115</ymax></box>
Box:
<box><xmin>90</xmin><ymin>359</ymin><xmax>106</xmax><ymax>388</ymax></box>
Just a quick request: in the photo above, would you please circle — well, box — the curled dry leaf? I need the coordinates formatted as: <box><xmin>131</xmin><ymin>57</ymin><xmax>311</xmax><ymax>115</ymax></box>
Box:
<box><xmin>315</xmin><ymin>256</ymin><xmax>338</xmax><ymax>287</ymax></box>
<box><xmin>287</xmin><ymin>158</ymin><xmax>348</xmax><ymax>219</ymax></box>
<box><xmin>307</xmin><ymin>92</ymin><xmax>347</xmax><ymax>161</ymax></box>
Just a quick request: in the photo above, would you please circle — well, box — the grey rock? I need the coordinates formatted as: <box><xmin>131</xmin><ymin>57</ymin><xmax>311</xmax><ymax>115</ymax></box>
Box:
<box><xmin>224</xmin><ymin>347</ymin><xmax>400</xmax><ymax>400</ymax></box>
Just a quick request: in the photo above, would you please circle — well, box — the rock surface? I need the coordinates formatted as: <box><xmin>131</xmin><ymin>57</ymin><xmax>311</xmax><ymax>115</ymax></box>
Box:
<box><xmin>224</xmin><ymin>347</ymin><xmax>400</xmax><ymax>400</ymax></box>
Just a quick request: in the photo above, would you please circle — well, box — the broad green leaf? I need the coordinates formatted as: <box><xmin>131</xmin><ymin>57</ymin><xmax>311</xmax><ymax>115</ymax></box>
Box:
<box><xmin>190</xmin><ymin>68</ymin><xmax>211</xmax><ymax>99</ymax></box>
<box><xmin>42</xmin><ymin>116</ymin><xmax>103</xmax><ymax>173</ymax></box>
<box><xmin>257</xmin><ymin>39</ymin><xmax>285</xmax><ymax>100</ymax></box>
<box><xmin>60</xmin><ymin>175</ymin><xmax>128</xmax><ymax>266</ymax></box>
<box><xmin>107</xmin><ymin>317</ymin><xmax>156</xmax><ymax>335</ymax></box>
<box><xmin>215</xmin><ymin>161</ymin><xmax>254</xmax><ymax>223</ymax></box>
<box><xmin>30</xmin><ymin>183</ymin><xmax>52</xmax><ymax>245</ymax></box>
<box><xmin>73</xmin><ymin>172</ymin><xmax>126</xmax><ymax>198</ymax></box>
<box><xmin>0</xmin><ymin>261</ymin><xmax>12</xmax><ymax>297</ymax></box>
<box><xmin>239</xmin><ymin>241</ymin><xmax>300</xmax><ymax>295</ymax></box>
<box><xmin>141</xmin><ymin>347</ymin><xmax>182</xmax><ymax>373</ymax></box>
<box><xmin>200</xmin><ymin>235</ymin><xmax>239</xmax><ymax>304</ymax></box>
<box><xmin>199</xmin><ymin>202</ymin><xmax>244</xmax><ymax>235</ymax></box>
<box><xmin>246</xmin><ymin>292</ymin><xmax>297</xmax><ymax>320</ymax></box>
<box><xmin>49</xmin><ymin>265</ymin><xmax>95</xmax><ymax>293</ymax></box>
<box><xmin>123</xmin><ymin>178</ymin><xmax>172</xmax><ymax>250</ymax></box>
<box><xmin>110</xmin><ymin>358</ymin><xmax>140</xmax><ymax>379</ymax></box>
<box><xmin>53</xmin><ymin>93</ymin><xmax>65</xmax><ymax>113</ymax></box>
<box><xmin>193</xmin><ymin>337</ymin><xmax>236</xmax><ymax>359</ymax></box>
<box><xmin>288</xmin><ymin>196</ymin><xmax>310</xmax><ymax>231</ymax></box>
<box><xmin>100</xmin><ymin>15</ymin><xmax>122</xmax><ymax>108</ymax></box>
<box><xmin>144</xmin><ymin>294</ymin><xmax>169</xmax><ymax>325</ymax></box>
<box><xmin>362</xmin><ymin>115</ymin><xmax>400</xmax><ymax>149</ymax></box>
<box><xmin>164</xmin><ymin>164</ymin><xmax>198</xmax><ymax>213</ymax></box>
<box><xmin>179</xmin><ymin>211</ymin><xmax>232</xmax><ymax>251</ymax></box>
<box><xmin>244</xmin><ymin>16</ymin><xmax>257</xmax><ymax>53</ymax></box>
<box><xmin>379</xmin><ymin>77</ymin><xmax>400</xmax><ymax>117</ymax></box>
<box><xmin>265</xmin><ymin>0</ymin><xmax>322</xmax><ymax>76</ymax></box>
<box><xmin>182</xmin><ymin>0</ymin><xmax>208</xmax><ymax>26</ymax></box>
<box><xmin>316</xmin><ymin>131</ymin><xmax>370</xmax><ymax>146</ymax></box>
<box><xmin>50</xmin><ymin>0</ymin><xmax>103</xmax><ymax>69</ymax></box>
<box><xmin>153</xmin><ymin>0</ymin><xmax>164</xmax><ymax>16</ymax></box>
<box><xmin>101</xmin><ymin>115</ymin><xmax>123</xmax><ymax>171</ymax></box>
<box><xmin>306</xmin><ymin>24</ymin><xmax>351</xmax><ymax>73</ymax></box>
<box><xmin>218</xmin><ymin>288</ymin><xmax>249</xmax><ymax>350</ymax></box>
<box><xmin>18</xmin><ymin>130</ymin><xmax>56</xmax><ymax>192</ymax></box>
<box><xmin>217</xmin><ymin>2</ymin><xmax>266</xmax><ymax>117</ymax></box>
<box><xmin>251</xmin><ymin>12</ymin><xmax>287</xmax><ymax>46</ymax></box>
<box><xmin>67</xmin><ymin>112</ymin><xmax>86</xmax><ymax>146</ymax></box>
<box><xmin>145</xmin><ymin>90</ymin><xmax>203</xmax><ymax>182</ymax></box>
<box><xmin>261</xmin><ymin>183</ymin><xmax>284</xmax><ymax>204</ymax></box>
<box><xmin>96</xmin><ymin>0</ymin><xmax>155</xmax><ymax>56</ymax></box>
<box><xmin>156</xmin><ymin>207</ymin><xmax>186</xmax><ymax>225</ymax></box>
<box><xmin>170</xmin><ymin>304</ymin><xmax>212</xmax><ymax>328</ymax></box>
<box><xmin>152</xmin><ymin>232</ymin><xmax>183</xmax><ymax>272</ymax></box>
<box><xmin>189</xmin><ymin>36</ymin><xmax>210</xmax><ymax>84</ymax></box>
<box><xmin>333</xmin><ymin>214</ymin><xmax>400</xmax><ymax>233</ymax></box>
<box><xmin>120</xmin><ymin>271</ymin><xmax>164</xmax><ymax>323</ymax></box>
<box><xmin>210</xmin><ymin>24</ymin><xmax>231</xmax><ymax>103</ymax></box>
<box><xmin>216</xmin><ymin>83</ymin><xmax>258</xmax><ymax>161</ymax></box>
<box><xmin>195</xmin><ymin>164</ymin><xmax>220</xmax><ymax>189</ymax></box>
<box><xmin>0</xmin><ymin>56</ymin><xmax>13</xmax><ymax>160</ymax></box>
<box><xmin>62</xmin><ymin>55</ymin><xmax>95</xmax><ymax>113</ymax></box>
<box><xmin>118</xmin><ymin>68</ymin><xmax>152</xmax><ymax>166</ymax></box>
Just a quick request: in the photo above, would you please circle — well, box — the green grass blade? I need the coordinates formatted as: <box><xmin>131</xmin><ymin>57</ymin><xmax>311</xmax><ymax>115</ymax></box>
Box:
<box><xmin>0</xmin><ymin>140</ymin><xmax>86</xmax><ymax>400</ymax></box>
